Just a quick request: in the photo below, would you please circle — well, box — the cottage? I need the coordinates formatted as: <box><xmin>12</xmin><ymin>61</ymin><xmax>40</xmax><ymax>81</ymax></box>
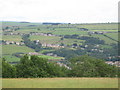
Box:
<box><xmin>29</xmin><ymin>52</ymin><xmax>39</xmax><ymax>55</ymax></box>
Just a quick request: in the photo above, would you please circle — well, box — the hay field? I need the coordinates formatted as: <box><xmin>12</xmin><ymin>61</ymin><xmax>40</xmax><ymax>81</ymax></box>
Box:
<box><xmin>2</xmin><ymin>78</ymin><xmax>118</xmax><ymax>88</ymax></box>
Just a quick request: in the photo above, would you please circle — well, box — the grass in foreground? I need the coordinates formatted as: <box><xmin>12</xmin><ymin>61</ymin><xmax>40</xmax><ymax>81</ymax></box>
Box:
<box><xmin>2</xmin><ymin>78</ymin><xmax>118</xmax><ymax>88</ymax></box>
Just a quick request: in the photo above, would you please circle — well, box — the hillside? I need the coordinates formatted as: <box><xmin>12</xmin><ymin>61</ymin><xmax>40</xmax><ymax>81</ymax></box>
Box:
<box><xmin>1</xmin><ymin>21</ymin><xmax>118</xmax><ymax>63</ymax></box>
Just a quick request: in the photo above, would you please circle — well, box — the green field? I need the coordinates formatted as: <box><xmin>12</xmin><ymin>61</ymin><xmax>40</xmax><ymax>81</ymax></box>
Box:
<box><xmin>3</xmin><ymin>55</ymin><xmax>20</xmax><ymax>62</ymax></box>
<box><xmin>2</xmin><ymin>45</ymin><xmax>35</xmax><ymax>62</ymax></box>
<box><xmin>52</xmin><ymin>30</ymin><xmax>88</xmax><ymax>35</ymax></box>
<box><xmin>30</xmin><ymin>35</ymin><xmax>84</xmax><ymax>45</ymax></box>
<box><xmin>2</xmin><ymin>21</ymin><xmax>41</xmax><ymax>27</ymax></box>
<box><xmin>2</xmin><ymin>45</ymin><xmax>35</xmax><ymax>55</ymax></box>
<box><xmin>91</xmin><ymin>34</ymin><xmax>117</xmax><ymax>44</ymax></box>
<box><xmin>30</xmin><ymin>35</ymin><xmax>61</xmax><ymax>44</ymax></box>
<box><xmin>76</xmin><ymin>23</ymin><xmax>118</xmax><ymax>30</ymax></box>
<box><xmin>14</xmin><ymin>29</ymin><xmax>39</xmax><ymax>34</ymax></box>
<box><xmin>38</xmin><ymin>55</ymin><xmax>64</xmax><ymax>60</ymax></box>
<box><xmin>3</xmin><ymin>35</ymin><xmax>22</xmax><ymax>42</ymax></box>
<box><xmin>2</xmin><ymin>78</ymin><xmax>118</xmax><ymax>88</ymax></box>
<box><xmin>105</xmin><ymin>33</ymin><xmax>118</xmax><ymax>41</ymax></box>
<box><xmin>91</xmin><ymin>30</ymin><xmax>118</xmax><ymax>32</ymax></box>
<box><xmin>2</xmin><ymin>22</ymin><xmax>118</xmax><ymax>62</ymax></box>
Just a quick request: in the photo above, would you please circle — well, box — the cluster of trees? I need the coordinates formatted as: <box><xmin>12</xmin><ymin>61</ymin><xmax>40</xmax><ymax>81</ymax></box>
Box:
<box><xmin>64</xmin><ymin>35</ymin><xmax>105</xmax><ymax>45</ymax></box>
<box><xmin>82</xmin><ymin>37</ymin><xmax>105</xmax><ymax>45</ymax></box>
<box><xmin>2</xmin><ymin>26</ymin><xmax>20</xmax><ymax>31</ymax></box>
<box><xmin>64</xmin><ymin>34</ymin><xmax>79</xmax><ymax>39</ymax></box>
<box><xmin>22</xmin><ymin>34</ymin><xmax>42</xmax><ymax>52</ymax></box>
<box><xmin>68</xmin><ymin>55</ymin><xmax>118</xmax><ymax>77</ymax></box>
<box><xmin>43</xmin><ymin>43</ymin><xmax>118</xmax><ymax>61</ymax></box>
<box><xmin>2</xmin><ymin>55</ymin><xmax>118</xmax><ymax>78</ymax></box>
<box><xmin>2</xmin><ymin>55</ymin><xmax>67</xmax><ymax>78</ymax></box>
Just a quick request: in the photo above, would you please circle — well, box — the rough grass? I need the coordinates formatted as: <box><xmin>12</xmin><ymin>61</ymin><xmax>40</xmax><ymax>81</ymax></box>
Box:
<box><xmin>2</xmin><ymin>78</ymin><xmax>118</xmax><ymax>88</ymax></box>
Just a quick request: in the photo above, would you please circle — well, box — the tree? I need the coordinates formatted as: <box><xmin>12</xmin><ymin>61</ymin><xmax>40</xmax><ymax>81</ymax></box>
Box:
<box><xmin>22</xmin><ymin>34</ymin><xmax>42</xmax><ymax>52</ymax></box>
<box><xmin>72</xmin><ymin>43</ymin><xmax>78</xmax><ymax>47</ymax></box>
<box><xmin>60</xmin><ymin>43</ymin><xmax>64</xmax><ymax>46</ymax></box>
<box><xmin>16</xmin><ymin>55</ymin><xmax>67</xmax><ymax>78</ymax></box>
<box><xmin>2</xmin><ymin>58</ymin><xmax>16</xmax><ymax>78</ymax></box>
<box><xmin>60</xmin><ymin>37</ymin><xmax>64</xmax><ymax>40</ymax></box>
<box><xmin>68</xmin><ymin>55</ymin><xmax>118</xmax><ymax>77</ymax></box>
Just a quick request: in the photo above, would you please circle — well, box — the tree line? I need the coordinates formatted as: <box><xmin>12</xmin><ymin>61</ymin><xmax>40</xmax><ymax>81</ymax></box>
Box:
<box><xmin>43</xmin><ymin>43</ymin><xmax>118</xmax><ymax>61</ymax></box>
<box><xmin>22</xmin><ymin>34</ymin><xmax>42</xmax><ymax>52</ymax></box>
<box><xmin>2</xmin><ymin>55</ymin><xmax>118</xmax><ymax>78</ymax></box>
<box><xmin>63</xmin><ymin>35</ymin><xmax>105</xmax><ymax>45</ymax></box>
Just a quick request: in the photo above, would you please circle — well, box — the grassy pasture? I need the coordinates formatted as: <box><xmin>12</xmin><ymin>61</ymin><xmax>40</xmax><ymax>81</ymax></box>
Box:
<box><xmin>30</xmin><ymin>35</ymin><xmax>61</xmax><ymax>44</ymax></box>
<box><xmin>91</xmin><ymin>35</ymin><xmax>117</xmax><ymax>44</ymax></box>
<box><xmin>105</xmin><ymin>33</ymin><xmax>118</xmax><ymax>41</ymax></box>
<box><xmin>38</xmin><ymin>55</ymin><xmax>64</xmax><ymax>60</ymax></box>
<box><xmin>3</xmin><ymin>55</ymin><xmax>20</xmax><ymax>62</ymax></box>
<box><xmin>2</xmin><ymin>35</ymin><xmax>22</xmax><ymax>42</ymax></box>
<box><xmin>2</xmin><ymin>45</ymin><xmax>35</xmax><ymax>55</ymax></box>
<box><xmin>90</xmin><ymin>30</ymin><xmax>118</xmax><ymax>32</ymax></box>
<box><xmin>14</xmin><ymin>29</ymin><xmax>38</xmax><ymax>34</ymax></box>
<box><xmin>2</xmin><ymin>78</ymin><xmax>118</xmax><ymax>88</ymax></box>
<box><xmin>76</xmin><ymin>23</ymin><xmax>118</xmax><ymax>30</ymax></box>
<box><xmin>30</xmin><ymin>35</ymin><xmax>84</xmax><ymax>45</ymax></box>
<box><xmin>2</xmin><ymin>21</ymin><xmax>41</xmax><ymax>27</ymax></box>
<box><xmin>52</xmin><ymin>30</ymin><xmax>88</xmax><ymax>35</ymax></box>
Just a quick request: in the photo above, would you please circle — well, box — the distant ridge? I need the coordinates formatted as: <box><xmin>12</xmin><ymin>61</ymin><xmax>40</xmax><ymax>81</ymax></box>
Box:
<box><xmin>20</xmin><ymin>21</ymin><xmax>30</xmax><ymax>23</ymax></box>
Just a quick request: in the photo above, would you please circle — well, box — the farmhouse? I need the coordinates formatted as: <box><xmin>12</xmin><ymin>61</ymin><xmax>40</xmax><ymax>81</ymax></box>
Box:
<box><xmin>88</xmin><ymin>31</ymin><xmax>107</xmax><ymax>35</ymax></box>
<box><xmin>3</xmin><ymin>40</ymin><xmax>24</xmax><ymax>45</ymax></box>
<box><xmin>42</xmin><ymin>43</ymin><xmax>64</xmax><ymax>48</ymax></box>
<box><xmin>105</xmin><ymin>61</ymin><xmax>120</xmax><ymax>67</ymax></box>
<box><xmin>57</xmin><ymin>62</ymin><xmax>71</xmax><ymax>70</ymax></box>
<box><xmin>78</xmin><ymin>28</ymin><xmax>88</xmax><ymax>31</ymax></box>
<box><xmin>30</xmin><ymin>32</ymin><xmax>56</xmax><ymax>36</ymax></box>
<box><xmin>28</xmin><ymin>52</ymin><xmax>42</xmax><ymax>55</ymax></box>
<box><xmin>5</xmin><ymin>41</ymin><xmax>14</xmax><ymax>45</ymax></box>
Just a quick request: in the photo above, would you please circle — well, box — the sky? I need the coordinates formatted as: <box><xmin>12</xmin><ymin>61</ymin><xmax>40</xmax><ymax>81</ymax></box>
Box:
<box><xmin>0</xmin><ymin>0</ymin><xmax>119</xmax><ymax>23</ymax></box>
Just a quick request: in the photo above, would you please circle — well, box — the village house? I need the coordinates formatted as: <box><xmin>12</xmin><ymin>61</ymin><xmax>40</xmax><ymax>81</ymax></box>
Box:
<box><xmin>4</xmin><ymin>40</ymin><xmax>24</xmax><ymax>45</ymax></box>
<box><xmin>88</xmin><ymin>31</ymin><xmax>107</xmax><ymax>35</ymax></box>
<box><xmin>15</xmin><ymin>42</ymin><xmax>20</xmax><ymax>45</ymax></box>
<box><xmin>30</xmin><ymin>32</ymin><xmax>56</xmax><ymax>37</ymax></box>
<box><xmin>5</xmin><ymin>41</ymin><xmax>14</xmax><ymax>45</ymax></box>
<box><xmin>28</xmin><ymin>52</ymin><xmax>42</xmax><ymax>55</ymax></box>
<box><xmin>105</xmin><ymin>61</ymin><xmax>120</xmax><ymax>67</ymax></box>
<box><xmin>42</xmin><ymin>43</ymin><xmax>64</xmax><ymax>48</ymax></box>
<box><xmin>46</xmin><ymin>53</ymin><xmax>54</xmax><ymax>56</ymax></box>
<box><xmin>57</xmin><ymin>62</ymin><xmax>71</xmax><ymax>70</ymax></box>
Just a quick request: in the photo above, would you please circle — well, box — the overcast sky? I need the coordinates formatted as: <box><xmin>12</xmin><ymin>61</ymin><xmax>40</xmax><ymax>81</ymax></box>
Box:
<box><xmin>0</xmin><ymin>0</ymin><xmax>119</xmax><ymax>23</ymax></box>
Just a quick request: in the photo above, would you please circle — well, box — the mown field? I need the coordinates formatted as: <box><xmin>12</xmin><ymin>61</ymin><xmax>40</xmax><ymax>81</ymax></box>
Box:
<box><xmin>2</xmin><ymin>78</ymin><xmax>118</xmax><ymax>88</ymax></box>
